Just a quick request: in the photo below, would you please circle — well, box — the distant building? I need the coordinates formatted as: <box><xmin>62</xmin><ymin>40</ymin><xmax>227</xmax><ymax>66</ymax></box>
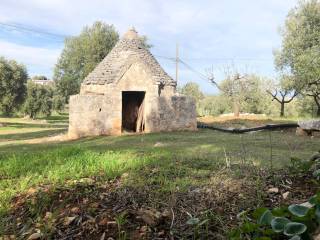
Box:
<box><xmin>31</xmin><ymin>79</ymin><xmax>54</xmax><ymax>86</ymax></box>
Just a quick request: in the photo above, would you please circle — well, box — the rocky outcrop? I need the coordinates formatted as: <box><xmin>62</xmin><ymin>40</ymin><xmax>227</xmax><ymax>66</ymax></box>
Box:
<box><xmin>298</xmin><ymin>120</ymin><xmax>320</xmax><ymax>131</ymax></box>
<box><xmin>296</xmin><ymin>120</ymin><xmax>320</xmax><ymax>137</ymax></box>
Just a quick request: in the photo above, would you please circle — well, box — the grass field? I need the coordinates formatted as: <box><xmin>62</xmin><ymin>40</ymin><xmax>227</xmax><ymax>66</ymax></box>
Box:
<box><xmin>1</xmin><ymin>114</ymin><xmax>320</xmax><ymax>238</ymax></box>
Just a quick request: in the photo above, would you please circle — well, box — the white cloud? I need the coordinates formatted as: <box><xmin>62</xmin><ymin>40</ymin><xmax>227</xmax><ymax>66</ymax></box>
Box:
<box><xmin>0</xmin><ymin>0</ymin><xmax>298</xmax><ymax>91</ymax></box>
<box><xmin>0</xmin><ymin>40</ymin><xmax>61</xmax><ymax>75</ymax></box>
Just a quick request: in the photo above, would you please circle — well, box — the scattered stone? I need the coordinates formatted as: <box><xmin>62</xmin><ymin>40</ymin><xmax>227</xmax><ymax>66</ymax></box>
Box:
<box><xmin>314</xmin><ymin>234</ymin><xmax>320</xmax><ymax>240</ymax></box>
<box><xmin>157</xmin><ymin>230</ymin><xmax>165</xmax><ymax>236</ymax></box>
<box><xmin>137</xmin><ymin>209</ymin><xmax>162</xmax><ymax>227</ymax></box>
<box><xmin>161</xmin><ymin>209</ymin><xmax>171</xmax><ymax>218</ymax></box>
<box><xmin>300</xmin><ymin>201</ymin><xmax>314</xmax><ymax>208</ymax></box>
<box><xmin>98</xmin><ymin>218</ymin><xmax>108</xmax><ymax>226</ymax></box>
<box><xmin>140</xmin><ymin>225</ymin><xmax>148</xmax><ymax>233</ymax></box>
<box><xmin>154</xmin><ymin>142</ymin><xmax>165</xmax><ymax>147</ymax></box>
<box><xmin>100</xmin><ymin>232</ymin><xmax>106</xmax><ymax>240</ymax></box>
<box><xmin>71</xmin><ymin>207</ymin><xmax>80</xmax><ymax>214</ymax></box>
<box><xmin>27</xmin><ymin>233</ymin><xmax>42</xmax><ymax>240</ymax></box>
<box><xmin>296</xmin><ymin>127</ymin><xmax>309</xmax><ymax>136</ymax></box>
<box><xmin>268</xmin><ymin>187</ymin><xmax>279</xmax><ymax>193</ymax></box>
<box><xmin>190</xmin><ymin>188</ymin><xmax>201</xmax><ymax>194</ymax></box>
<box><xmin>121</xmin><ymin>172</ymin><xmax>129</xmax><ymax>178</ymax></box>
<box><xmin>107</xmin><ymin>221</ymin><xmax>117</xmax><ymax>227</ymax></box>
<box><xmin>27</xmin><ymin>188</ymin><xmax>37</xmax><ymax>195</ymax></box>
<box><xmin>79</xmin><ymin>178</ymin><xmax>94</xmax><ymax>184</ymax></box>
<box><xmin>282</xmin><ymin>191</ymin><xmax>290</xmax><ymax>199</ymax></box>
<box><xmin>64</xmin><ymin>216</ymin><xmax>76</xmax><ymax>226</ymax></box>
<box><xmin>44</xmin><ymin>212</ymin><xmax>52</xmax><ymax>220</ymax></box>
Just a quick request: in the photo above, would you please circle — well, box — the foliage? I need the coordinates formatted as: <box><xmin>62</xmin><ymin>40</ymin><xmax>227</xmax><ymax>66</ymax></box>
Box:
<box><xmin>267</xmin><ymin>75</ymin><xmax>298</xmax><ymax>117</ymax></box>
<box><xmin>139</xmin><ymin>35</ymin><xmax>153</xmax><ymax>49</ymax></box>
<box><xmin>53</xmin><ymin>21</ymin><xmax>119</xmax><ymax>101</ymax></box>
<box><xmin>24</xmin><ymin>81</ymin><xmax>53</xmax><ymax>118</ymax></box>
<box><xmin>220</xmin><ymin>74</ymin><xmax>271</xmax><ymax>115</ymax></box>
<box><xmin>199</xmin><ymin>95</ymin><xmax>232</xmax><ymax>116</ymax></box>
<box><xmin>0</xmin><ymin>57</ymin><xmax>28</xmax><ymax>116</ymax></box>
<box><xmin>180</xmin><ymin>82</ymin><xmax>204</xmax><ymax>115</ymax></box>
<box><xmin>229</xmin><ymin>157</ymin><xmax>320</xmax><ymax>240</ymax></box>
<box><xmin>296</xmin><ymin>96</ymin><xmax>319</xmax><ymax>117</ymax></box>
<box><xmin>275</xmin><ymin>0</ymin><xmax>320</xmax><ymax>115</ymax></box>
<box><xmin>52</xmin><ymin>94</ymin><xmax>65</xmax><ymax>113</ymax></box>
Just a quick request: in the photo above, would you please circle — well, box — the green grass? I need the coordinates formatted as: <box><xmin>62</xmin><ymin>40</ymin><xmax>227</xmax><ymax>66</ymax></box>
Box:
<box><xmin>0</xmin><ymin>115</ymin><xmax>320</xmax><ymax>233</ymax></box>
<box><xmin>0</xmin><ymin>147</ymin><xmax>157</xmax><ymax>213</ymax></box>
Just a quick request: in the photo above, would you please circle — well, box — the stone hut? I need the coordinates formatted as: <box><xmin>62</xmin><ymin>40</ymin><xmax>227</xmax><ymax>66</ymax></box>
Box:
<box><xmin>68</xmin><ymin>28</ymin><xmax>196</xmax><ymax>138</ymax></box>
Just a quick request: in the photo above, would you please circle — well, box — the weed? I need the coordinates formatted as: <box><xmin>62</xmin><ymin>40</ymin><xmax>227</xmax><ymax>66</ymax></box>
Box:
<box><xmin>115</xmin><ymin>212</ymin><xmax>128</xmax><ymax>240</ymax></box>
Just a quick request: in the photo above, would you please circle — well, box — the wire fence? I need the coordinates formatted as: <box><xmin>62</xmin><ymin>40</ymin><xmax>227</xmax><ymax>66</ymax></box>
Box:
<box><xmin>195</xmin><ymin>125</ymin><xmax>317</xmax><ymax>170</ymax></box>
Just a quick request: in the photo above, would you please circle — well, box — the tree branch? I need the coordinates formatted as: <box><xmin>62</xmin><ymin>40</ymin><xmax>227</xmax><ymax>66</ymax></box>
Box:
<box><xmin>266</xmin><ymin>90</ymin><xmax>282</xmax><ymax>103</ymax></box>
<box><xmin>284</xmin><ymin>90</ymin><xmax>298</xmax><ymax>103</ymax></box>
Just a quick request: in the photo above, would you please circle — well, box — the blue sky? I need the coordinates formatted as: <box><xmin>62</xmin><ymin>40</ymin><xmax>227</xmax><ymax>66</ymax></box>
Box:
<box><xmin>0</xmin><ymin>0</ymin><xmax>297</xmax><ymax>94</ymax></box>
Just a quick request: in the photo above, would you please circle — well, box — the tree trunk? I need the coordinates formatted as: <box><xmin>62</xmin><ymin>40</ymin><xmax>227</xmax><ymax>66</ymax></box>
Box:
<box><xmin>314</xmin><ymin>96</ymin><xmax>320</xmax><ymax>117</ymax></box>
<box><xmin>233</xmin><ymin>100</ymin><xmax>240</xmax><ymax>117</ymax></box>
<box><xmin>280</xmin><ymin>102</ymin><xmax>285</xmax><ymax>117</ymax></box>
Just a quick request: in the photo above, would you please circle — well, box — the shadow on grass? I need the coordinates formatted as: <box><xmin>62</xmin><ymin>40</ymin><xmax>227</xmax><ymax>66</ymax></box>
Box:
<box><xmin>199</xmin><ymin>118</ymin><xmax>296</xmax><ymax>129</ymax></box>
<box><xmin>37</xmin><ymin>114</ymin><xmax>69</xmax><ymax>124</ymax></box>
<box><xmin>0</xmin><ymin>154</ymin><xmax>266</xmax><ymax>239</ymax></box>
<box><xmin>0</xmin><ymin>128</ymin><xmax>66</xmax><ymax>141</ymax></box>
<box><xmin>0</xmin><ymin>129</ymin><xmax>319</xmax><ymax>168</ymax></box>
<box><xmin>2</xmin><ymin>122</ymin><xmax>68</xmax><ymax>129</ymax></box>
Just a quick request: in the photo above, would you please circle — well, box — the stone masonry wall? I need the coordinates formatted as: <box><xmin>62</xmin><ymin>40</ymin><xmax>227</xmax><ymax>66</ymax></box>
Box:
<box><xmin>68</xmin><ymin>95</ymin><xmax>121</xmax><ymax>139</ymax></box>
<box><xmin>157</xmin><ymin>95</ymin><xmax>197</xmax><ymax>132</ymax></box>
<box><xmin>68</xmin><ymin>93</ymin><xmax>196</xmax><ymax>138</ymax></box>
<box><xmin>69</xmin><ymin>61</ymin><xmax>196</xmax><ymax>138</ymax></box>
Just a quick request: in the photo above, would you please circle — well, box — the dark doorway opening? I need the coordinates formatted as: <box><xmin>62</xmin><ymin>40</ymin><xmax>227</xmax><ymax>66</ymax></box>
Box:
<box><xmin>122</xmin><ymin>91</ymin><xmax>145</xmax><ymax>132</ymax></box>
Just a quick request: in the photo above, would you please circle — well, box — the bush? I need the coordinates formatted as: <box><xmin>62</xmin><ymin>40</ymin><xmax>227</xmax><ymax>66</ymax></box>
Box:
<box><xmin>198</xmin><ymin>95</ymin><xmax>232</xmax><ymax>116</ymax></box>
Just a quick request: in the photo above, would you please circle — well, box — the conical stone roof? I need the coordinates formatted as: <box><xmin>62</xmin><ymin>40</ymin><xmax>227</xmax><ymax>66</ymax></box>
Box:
<box><xmin>82</xmin><ymin>28</ymin><xmax>176</xmax><ymax>86</ymax></box>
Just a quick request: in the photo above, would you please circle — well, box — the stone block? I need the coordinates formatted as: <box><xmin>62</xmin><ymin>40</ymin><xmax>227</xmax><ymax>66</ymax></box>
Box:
<box><xmin>296</xmin><ymin>127</ymin><xmax>310</xmax><ymax>136</ymax></box>
<box><xmin>298</xmin><ymin>120</ymin><xmax>320</xmax><ymax>131</ymax></box>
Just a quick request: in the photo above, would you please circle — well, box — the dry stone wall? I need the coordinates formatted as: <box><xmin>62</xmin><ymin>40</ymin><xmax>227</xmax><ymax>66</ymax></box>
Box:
<box><xmin>68</xmin><ymin>93</ymin><xmax>196</xmax><ymax>138</ymax></box>
<box><xmin>68</xmin><ymin>95</ymin><xmax>121</xmax><ymax>138</ymax></box>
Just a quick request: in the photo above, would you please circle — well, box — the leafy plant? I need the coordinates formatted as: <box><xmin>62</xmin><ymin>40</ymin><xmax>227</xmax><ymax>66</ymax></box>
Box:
<box><xmin>289</xmin><ymin>157</ymin><xmax>313</xmax><ymax>174</ymax></box>
<box><xmin>186</xmin><ymin>213</ymin><xmax>209</xmax><ymax>240</ymax></box>
<box><xmin>229</xmin><ymin>157</ymin><xmax>320</xmax><ymax>240</ymax></box>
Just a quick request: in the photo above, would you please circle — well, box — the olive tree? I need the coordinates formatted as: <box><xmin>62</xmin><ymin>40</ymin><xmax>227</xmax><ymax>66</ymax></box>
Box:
<box><xmin>24</xmin><ymin>81</ymin><xmax>53</xmax><ymax>118</ymax></box>
<box><xmin>54</xmin><ymin>21</ymin><xmax>119</xmax><ymax>100</ymax></box>
<box><xmin>0</xmin><ymin>57</ymin><xmax>28</xmax><ymax>116</ymax></box>
<box><xmin>266</xmin><ymin>75</ymin><xmax>298</xmax><ymax>117</ymax></box>
<box><xmin>275</xmin><ymin>0</ymin><xmax>320</xmax><ymax>115</ymax></box>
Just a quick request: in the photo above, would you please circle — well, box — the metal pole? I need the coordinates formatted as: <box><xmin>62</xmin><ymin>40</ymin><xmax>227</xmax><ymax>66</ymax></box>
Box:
<box><xmin>176</xmin><ymin>43</ymin><xmax>179</xmax><ymax>82</ymax></box>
